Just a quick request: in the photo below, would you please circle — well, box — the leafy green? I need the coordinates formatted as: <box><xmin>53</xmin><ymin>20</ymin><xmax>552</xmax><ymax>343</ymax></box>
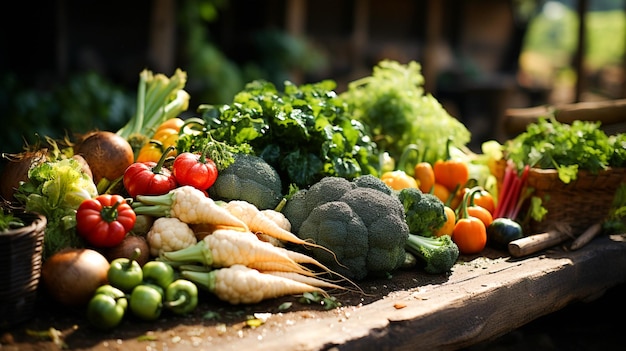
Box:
<box><xmin>14</xmin><ymin>157</ymin><xmax>97</xmax><ymax>259</ymax></box>
<box><xmin>0</xmin><ymin>208</ymin><xmax>25</xmax><ymax>231</ymax></box>
<box><xmin>504</xmin><ymin>116</ymin><xmax>621</xmax><ymax>183</ymax></box>
<box><xmin>196</xmin><ymin>79</ymin><xmax>379</xmax><ymax>189</ymax></box>
<box><xmin>602</xmin><ymin>183</ymin><xmax>626</xmax><ymax>235</ymax></box>
<box><xmin>340</xmin><ymin>60</ymin><xmax>471</xmax><ymax>165</ymax></box>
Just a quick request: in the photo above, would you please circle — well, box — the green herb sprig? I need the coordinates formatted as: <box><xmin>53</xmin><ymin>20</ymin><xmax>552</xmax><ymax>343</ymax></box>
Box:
<box><xmin>504</xmin><ymin>116</ymin><xmax>623</xmax><ymax>183</ymax></box>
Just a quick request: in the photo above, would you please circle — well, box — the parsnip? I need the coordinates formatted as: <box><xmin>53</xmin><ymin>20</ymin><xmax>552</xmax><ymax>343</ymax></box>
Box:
<box><xmin>181</xmin><ymin>265</ymin><xmax>327</xmax><ymax>304</ymax></box>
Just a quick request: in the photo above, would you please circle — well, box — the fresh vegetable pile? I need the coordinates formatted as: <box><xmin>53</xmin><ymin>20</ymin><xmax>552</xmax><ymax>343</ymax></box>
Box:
<box><xmin>2</xmin><ymin>61</ymin><xmax>624</xmax><ymax>333</ymax></box>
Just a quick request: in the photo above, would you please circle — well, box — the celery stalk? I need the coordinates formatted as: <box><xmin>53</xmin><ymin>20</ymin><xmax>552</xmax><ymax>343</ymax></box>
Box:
<box><xmin>116</xmin><ymin>68</ymin><xmax>189</xmax><ymax>157</ymax></box>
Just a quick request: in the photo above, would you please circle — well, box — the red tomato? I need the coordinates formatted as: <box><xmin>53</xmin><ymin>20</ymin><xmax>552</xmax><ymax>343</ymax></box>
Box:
<box><xmin>172</xmin><ymin>152</ymin><xmax>218</xmax><ymax>191</ymax></box>
<box><xmin>123</xmin><ymin>161</ymin><xmax>178</xmax><ymax>198</ymax></box>
<box><xmin>76</xmin><ymin>194</ymin><xmax>136</xmax><ymax>248</ymax></box>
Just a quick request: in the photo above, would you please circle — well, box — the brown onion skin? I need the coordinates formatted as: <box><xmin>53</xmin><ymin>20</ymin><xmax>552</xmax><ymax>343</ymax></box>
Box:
<box><xmin>104</xmin><ymin>235</ymin><xmax>150</xmax><ymax>267</ymax></box>
<box><xmin>74</xmin><ymin>131</ymin><xmax>134</xmax><ymax>185</ymax></box>
<box><xmin>41</xmin><ymin>248</ymin><xmax>110</xmax><ymax>307</ymax></box>
<box><xmin>0</xmin><ymin>150</ymin><xmax>47</xmax><ymax>202</ymax></box>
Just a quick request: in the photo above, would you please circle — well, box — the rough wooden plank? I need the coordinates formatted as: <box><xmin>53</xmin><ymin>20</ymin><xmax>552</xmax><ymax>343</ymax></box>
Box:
<box><xmin>190</xmin><ymin>234</ymin><xmax>626</xmax><ymax>351</ymax></box>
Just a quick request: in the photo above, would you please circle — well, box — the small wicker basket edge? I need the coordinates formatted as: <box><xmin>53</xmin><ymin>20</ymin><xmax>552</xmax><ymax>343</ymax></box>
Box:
<box><xmin>513</xmin><ymin>167</ymin><xmax>626</xmax><ymax>235</ymax></box>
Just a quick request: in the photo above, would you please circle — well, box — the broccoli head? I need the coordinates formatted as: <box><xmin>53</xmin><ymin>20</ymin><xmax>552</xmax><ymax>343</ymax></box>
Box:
<box><xmin>287</xmin><ymin>176</ymin><xmax>409</xmax><ymax>280</ymax></box>
<box><xmin>209</xmin><ymin>153</ymin><xmax>283</xmax><ymax>210</ymax></box>
<box><xmin>405</xmin><ymin>233</ymin><xmax>459</xmax><ymax>274</ymax></box>
<box><xmin>397</xmin><ymin>187</ymin><xmax>447</xmax><ymax>236</ymax></box>
<box><xmin>351</xmin><ymin>174</ymin><xmax>393</xmax><ymax>196</ymax></box>
<box><xmin>298</xmin><ymin>201</ymin><xmax>370</xmax><ymax>279</ymax></box>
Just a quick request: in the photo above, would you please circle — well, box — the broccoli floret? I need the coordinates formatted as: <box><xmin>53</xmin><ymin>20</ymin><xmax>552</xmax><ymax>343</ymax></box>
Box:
<box><xmin>209</xmin><ymin>153</ymin><xmax>283</xmax><ymax>210</ymax></box>
<box><xmin>397</xmin><ymin>187</ymin><xmax>447</xmax><ymax>236</ymax></box>
<box><xmin>282</xmin><ymin>189</ymin><xmax>308</xmax><ymax>233</ymax></box>
<box><xmin>288</xmin><ymin>176</ymin><xmax>409</xmax><ymax>280</ymax></box>
<box><xmin>352</xmin><ymin>174</ymin><xmax>393</xmax><ymax>196</ymax></box>
<box><xmin>304</xmin><ymin>176</ymin><xmax>354</xmax><ymax>212</ymax></box>
<box><xmin>405</xmin><ymin>234</ymin><xmax>459</xmax><ymax>274</ymax></box>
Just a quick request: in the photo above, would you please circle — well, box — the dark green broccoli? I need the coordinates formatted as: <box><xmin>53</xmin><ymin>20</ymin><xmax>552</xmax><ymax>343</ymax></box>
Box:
<box><xmin>298</xmin><ymin>201</ymin><xmax>370</xmax><ymax>279</ymax></box>
<box><xmin>397</xmin><ymin>187</ymin><xmax>447</xmax><ymax>236</ymax></box>
<box><xmin>286</xmin><ymin>176</ymin><xmax>409</xmax><ymax>280</ymax></box>
<box><xmin>405</xmin><ymin>234</ymin><xmax>459</xmax><ymax>274</ymax></box>
<box><xmin>209</xmin><ymin>153</ymin><xmax>283</xmax><ymax>210</ymax></box>
<box><xmin>351</xmin><ymin>174</ymin><xmax>393</xmax><ymax>196</ymax></box>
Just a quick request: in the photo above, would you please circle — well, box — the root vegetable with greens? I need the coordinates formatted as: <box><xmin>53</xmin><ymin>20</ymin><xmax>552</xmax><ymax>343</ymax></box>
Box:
<box><xmin>132</xmin><ymin>185</ymin><xmax>248</xmax><ymax>230</ymax></box>
<box><xmin>159</xmin><ymin>228</ymin><xmax>327</xmax><ymax>277</ymax></box>
<box><xmin>181</xmin><ymin>264</ymin><xmax>332</xmax><ymax>305</ymax></box>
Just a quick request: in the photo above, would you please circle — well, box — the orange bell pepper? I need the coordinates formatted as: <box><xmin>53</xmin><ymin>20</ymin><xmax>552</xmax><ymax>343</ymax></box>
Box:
<box><xmin>381</xmin><ymin>170</ymin><xmax>418</xmax><ymax>190</ymax></box>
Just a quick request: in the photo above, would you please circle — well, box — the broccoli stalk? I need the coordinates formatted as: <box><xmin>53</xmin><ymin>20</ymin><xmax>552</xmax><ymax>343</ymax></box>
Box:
<box><xmin>405</xmin><ymin>234</ymin><xmax>459</xmax><ymax>274</ymax></box>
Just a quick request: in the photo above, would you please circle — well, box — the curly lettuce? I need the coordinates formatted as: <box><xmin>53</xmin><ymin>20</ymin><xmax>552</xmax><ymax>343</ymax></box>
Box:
<box><xmin>15</xmin><ymin>157</ymin><xmax>97</xmax><ymax>259</ymax></box>
<box><xmin>340</xmin><ymin>59</ymin><xmax>471</xmax><ymax>166</ymax></box>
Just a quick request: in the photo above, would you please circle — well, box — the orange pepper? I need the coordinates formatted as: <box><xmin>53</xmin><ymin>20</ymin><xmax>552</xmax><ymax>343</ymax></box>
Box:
<box><xmin>452</xmin><ymin>189</ymin><xmax>487</xmax><ymax>254</ymax></box>
<box><xmin>435</xmin><ymin>205</ymin><xmax>456</xmax><ymax>237</ymax></box>
<box><xmin>381</xmin><ymin>170</ymin><xmax>418</xmax><ymax>190</ymax></box>
<box><xmin>155</xmin><ymin>117</ymin><xmax>184</xmax><ymax>133</ymax></box>
<box><xmin>433</xmin><ymin>159</ymin><xmax>469</xmax><ymax>193</ymax></box>
<box><xmin>467</xmin><ymin>205</ymin><xmax>493</xmax><ymax>228</ymax></box>
<box><xmin>432</xmin><ymin>183</ymin><xmax>451</xmax><ymax>203</ymax></box>
<box><xmin>414</xmin><ymin>162</ymin><xmax>435</xmax><ymax>193</ymax></box>
<box><xmin>136</xmin><ymin>118</ymin><xmax>183</xmax><ymax>163</ymax></box>
<box><xmin>462</xmin><ymin>187</ymin><xmax>495</xmax><ymax>215</ymax></box>
<box><xmin>433</xmin><ymin>140</ymin><xmax>469</xmax><ymax>193</ymax></box>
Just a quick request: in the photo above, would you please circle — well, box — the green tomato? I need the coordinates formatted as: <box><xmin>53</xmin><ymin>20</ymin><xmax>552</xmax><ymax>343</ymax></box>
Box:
<box><xmin>86</xmin><ymin>291</ymin><xmax>128</xmax><ymax>330</ymax></box>
<box><xmin>107</xmin><ymin>249</ymin><xmax>143</xmax><ymax>292</ymax></box>
<box><xmin>164</xmin><ymin>279</ymin><xmax>199</xmax><ymax>315</ymax></box>
<box><xmin>129</xmin><ymin>284</ymin><xmax>163</xmax><ymax>321</ymax></box>
<box><xmin>142</xmin><ymin>261</ymin><xmax>175</xmax><ymax>290</ymax></box>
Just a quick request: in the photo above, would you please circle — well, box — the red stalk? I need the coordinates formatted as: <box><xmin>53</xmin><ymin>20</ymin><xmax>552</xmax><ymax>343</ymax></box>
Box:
<box><xmin>494</xmin><ymin>160</ymin><xmax>516</xmax><ymax>218</ymax></box>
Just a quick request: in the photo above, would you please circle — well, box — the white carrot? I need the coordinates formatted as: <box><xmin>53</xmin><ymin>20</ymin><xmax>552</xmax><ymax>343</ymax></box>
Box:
<box><xmin>133</xmin><ymin>186</ymin><xmax>249</xmax><ymax>230</ymax></box>
<box><xmin>160</xmin><ymin>228</ymin><xmax>313</xmax><ymax>274</ymax></box>
<box><xmin>181</xmin><ymin>265</ymin><xmax>326</xmax><ymax>304</ymax></box>
<box><xmin>260</xmin><ymin>208</ymin><xmax>292</xmax><ymax>231</ymax></box>
<box><xmin>222</xmin><ymin>200</ymin><xmax>342</xmax><ymax>263</ymax></box>
<box><xmin>263</xmin><ymin>271</ymin><xmax>347</xmax><ymax>291</ymax></box>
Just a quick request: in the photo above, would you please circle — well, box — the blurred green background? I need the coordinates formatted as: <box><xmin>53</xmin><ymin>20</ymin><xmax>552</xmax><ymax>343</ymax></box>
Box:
<box><xmin>1</xmin><ymin>0</ymin><xmax>624</xmax><ymax>155</ymax></box>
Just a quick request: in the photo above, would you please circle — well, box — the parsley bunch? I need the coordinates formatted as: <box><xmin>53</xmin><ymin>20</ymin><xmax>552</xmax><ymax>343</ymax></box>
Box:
<box><xmin>504</xmin><ymin>116</ymin><xmax>626</xmax><ymax>183</ymax></box>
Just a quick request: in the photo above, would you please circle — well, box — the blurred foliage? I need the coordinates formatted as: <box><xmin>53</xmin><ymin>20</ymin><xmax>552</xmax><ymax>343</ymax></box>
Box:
<box><xmin>0</xmin><ymin>72</ymin><xmax>135</xmax><ymax>155</ymax></box>
<box><xmin>178</xmin><ymin>0</ymin><xmax>328</xmax><ymax>106</ymax></box>
<box><xmin>523</xmin><ymin>3</ymin><xmax>625</xmax><ymax>70</ymax></box>
<box><xmin>1</xmin><ymin>0</ymin><xmax>328</xmax><ymax>156</ymax></box>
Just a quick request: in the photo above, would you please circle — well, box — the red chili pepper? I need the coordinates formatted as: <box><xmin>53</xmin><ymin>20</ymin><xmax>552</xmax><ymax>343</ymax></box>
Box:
<box><xmin>172</xmin><ymin>152</ymin><xmax>218</xmax><ymax>191</ymax></box>
<box><xmin>76</xmin><ymin>194</ymin><xmax>136</xmax><ymax>248</ymax></box>
<box><xmin>123</xmin><ymin>146</ymin><xmax>178</xmax><ymax>198</ymax></box>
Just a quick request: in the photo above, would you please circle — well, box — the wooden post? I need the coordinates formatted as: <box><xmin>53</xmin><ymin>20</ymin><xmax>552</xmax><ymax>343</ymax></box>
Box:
<box><xmin>285</xmin><ymin>0</ymin><xmax>307</xmax><ymax>83</ymax></box>
<box><xmin>573</xmin><ymin>0</ymin><xmax>588</xmax><ymax>102</ymax></box>
<box><xmin>149</xmin><ymin>0</ymin><xmax>176</xmax><ymax>73</ymax></box>
<box><xmin>352</xmin><ymin>0</ymin><xmax>369</xmax><ymax>74</ymax></box>
<box><xmin>423</xmin><ymin>0</ymin><xmax>443</xmax><ymax>94</ymax></box>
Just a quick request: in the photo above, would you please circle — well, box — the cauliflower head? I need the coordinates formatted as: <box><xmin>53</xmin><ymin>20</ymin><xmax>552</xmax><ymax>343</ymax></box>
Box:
<box><xmin>147</xmin><ymin>217</ymin><xmax>198</xmax><ymax>256</ymax></box>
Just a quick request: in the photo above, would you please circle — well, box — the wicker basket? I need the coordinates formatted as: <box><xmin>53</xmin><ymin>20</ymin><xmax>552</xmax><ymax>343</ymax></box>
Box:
<box><xmin>0</xmin><ymin>212</ymin><xmax>46</xmax><ymax>329</ymax></box>
<box><xmin>522</xmin><ymin>167</ymin><xmax>626</xmax><ymax>235</ymax></box>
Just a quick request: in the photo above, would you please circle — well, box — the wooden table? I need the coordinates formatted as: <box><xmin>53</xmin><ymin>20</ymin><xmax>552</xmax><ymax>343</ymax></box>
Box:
<box><xmin>5</xmin><ymin>233</ymin><xmax>626</xmax><ymax>351</ymax></box>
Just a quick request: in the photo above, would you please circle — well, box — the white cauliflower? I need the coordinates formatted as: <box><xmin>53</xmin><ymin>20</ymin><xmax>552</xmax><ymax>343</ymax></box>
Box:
<box><xmin>146</xmin><ymin>217</ymin><xmax>198</xmax><ymax>256</ymax></box>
